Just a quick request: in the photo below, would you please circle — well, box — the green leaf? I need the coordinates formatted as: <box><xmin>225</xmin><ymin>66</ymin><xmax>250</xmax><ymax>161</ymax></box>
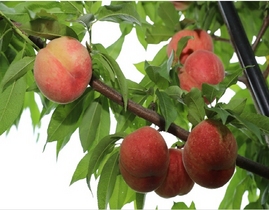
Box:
<box><xmin>106</xmin><ymin>35</ymin><xmax>125</xmax><ymax>60</ymax></box>
<box><xmin>157</xmin><ymin>2</ymin><xmax>179</xmax><ymax>31</ymax></box>
<box><xmin>221</xmin><ymin>98</ymin><xmax>247</xmax><ymax>115</ymax></box>
<box><xmin>109</xmin><ymin>175</ymin><xmax>135</xmax><ymax>209</ymax></box>
<box><xmin>97</xmin><ymin>3</ymin><xmax>141</xmax><ymax>25</ymax></box>
<box><xmin>156</xmin><ymin>89</ymin><xmax>177</xmax><ymax>131</ymax></box>
<box><xmin>183</xmin><ymin>88</ymin><xmax>205</xmax><ymax>126</ymax></box>
<box><xmin>101</xmin><ymin>53</ymin><xmax>129</xmax><ymax>110</ymax></box>
<box><xmin>1</xmin><ymin>56</ymin><xmax>34</xmax><ymax>90</ymax></box>
<box><xmin>79</xmin><ymin>99</ymin><xmax>102</xmax><ymax>152</ymax></box>
<box><xmin>0</xmin><ymin>77</ymin><xmax>26</xmax><ymax>135</ymax></box>
<box><xmin>164</xmin><ymin>85</ymin><xmax>184</xmax><ymax>103</ymax></box>
<box><xmin>146</xmin><ymin>24</ymin><xmax>174</xmax><ymax>44</ymax></box>
<box><xmin>144</xmin><ymin>61</ymin><xmax>169</xmax><ymax>89</ymax></box>
<box><xmin>97</xmin><ymin>151</ymin><xmax>119</xmax><ymax>209</ymax></box>
<box><xmin>94</xmin><ymin>97</ymin><xmax>111</xmax><ymax>142</ymax></box>
<box><xmin>77</xmin><ymin>13</ymin><xmax>95</xmax><ymax>29</ymax></box>
<box><xmin>87</xmin><ymin>133</ymin><xmax>126</xmax><ymax>192</ymax></box>
<box><xmin>134</xmin><ymin>192</ymin><xmax>145</xmax><ymax>209</ymax></box>
<box><xmin>70</xmin><ymin>152</ymin><xmax>91</xmax><ymax>185</ymax></box>
<box><xmin>172</xmin><ymin>201</ymin><xmax>196</xmax><ymax>209</ymax></box>
<box><xmin>19</xmin><ymin>19</ymin><xmax>78</xmax><ymax>40</ymax></box>
<box><xmin>47</xmin><ymin>90</ymin><xmax>90</xmax><ymax>143</ymax></box>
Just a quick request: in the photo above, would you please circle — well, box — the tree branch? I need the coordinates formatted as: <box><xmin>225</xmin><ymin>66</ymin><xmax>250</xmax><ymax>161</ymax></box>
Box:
<box><xmin>26</xmin><ymin>31</ymin><xmax>269</xmax><ymax>180</ymax></box>
<box><xmin>252</xmin><ymin>14</ymin><xmax>269</xmax><ymax>52</ymax></box>
<box><xmin>90</xmin><ymin>76</ymin><xmax>269</xmax><ymax>180</ymax></box>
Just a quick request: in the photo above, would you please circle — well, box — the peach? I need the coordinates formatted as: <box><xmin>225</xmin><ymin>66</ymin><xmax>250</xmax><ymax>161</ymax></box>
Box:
<box><xmin>155</xmin><ymin>148</ymin><xmax>194</xmax><ymax>198</ymax></box>
<box><xmin>182</xmin><ymin>119</ymin><xmax>238</xmax><ymax>188</ymax></box>
<box><xmin>167</xmin><ymin>29</ymin><xmax>213</xmax><ymax>64</ymax></box>
<box><xmin>34</xmin><ymin>36</ymin><xmax>92</xmax><ymax>104</ymax></box>
<box><xmin>172</xmin><ymin>1</ymin><xmax>192</xmax><ymax>11</ymax></box>
<box><xmin>119</xmin><ymin>126</ymin><xmax>169</xmax><ymax>192</ymax></box>
<box><xmin>179</xmin><ymin>49</ymin><xmax>225</xmax><ymax>91</ymax></box>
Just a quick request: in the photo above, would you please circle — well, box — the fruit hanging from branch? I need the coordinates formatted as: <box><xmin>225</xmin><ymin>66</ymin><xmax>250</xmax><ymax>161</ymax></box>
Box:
<box><xmin>155</xmin><ymin>148</ymin><xmax>194</xmax><ymax>198</ymax></box>
<box><xmin>182</xmin><ymin>119</ymin><xmax>238</xmax><ymax>189</ymax></box>
<box><xmin>119</xmin><ymin>126</ymin><xmax>169</xmax><ymax>193</ymax></box>
<box><xmin>34</xmin><ymin>36</ymin><xmax>92</xmax><ymax>104</ymax></box>
<box><xmin>167</xmin><ymin>29</ymin><xmax>214</xmax><ymax>64</ymax></box>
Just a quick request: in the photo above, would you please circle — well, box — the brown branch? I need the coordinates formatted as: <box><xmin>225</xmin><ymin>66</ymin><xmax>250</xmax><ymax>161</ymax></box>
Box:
<box><xmin>90</xmin><ymin>76</ymin><xmax>269</xmax><ymax>180</ymax></box>
<box><xmin>211</xmin><ymin>34</ymin><xmax>231</xmax><ymax>43</ymax></box>
<box><xmin>252</xmin><ymin>14</ymin><xmax>269</xmax><ymax>52</ymax></box>
<box><xmin>28</xmin><ymin>33</ymin><xmax>269</xmax><ymax>180</ymax></box>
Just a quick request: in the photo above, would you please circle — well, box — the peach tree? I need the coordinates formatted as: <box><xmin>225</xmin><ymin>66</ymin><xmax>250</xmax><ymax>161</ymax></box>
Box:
<box><xmin>1</xmin><ymin>1</ymin><xmax>269</xmax><ymax>209</ymax></box>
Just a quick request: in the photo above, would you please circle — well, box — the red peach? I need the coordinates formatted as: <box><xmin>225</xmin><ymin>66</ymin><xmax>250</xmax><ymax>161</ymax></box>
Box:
<box><xmin>155</xmin><ymin>148</ymin><xmax>194</xmax><ymax>198</ymax></box>
<box><xmin>179</xmin><ymin>49</ymin><xmax>225</xmax><ymax>91</ymax></box>
<box><xmin>119</xmin><ymin>126</ymin><xmax>169</xmax><ymax>192</ymax></box>
<box><xmin>172</xmin><ymin>1</ymin><xmax>192</xmax><ymax>11</ymax></box>
<box><xmin>167</xmin><ymin>29</ymin><xmax>213</xmax><ymax>64</ymax></box>
<box><xmin>183</xmin><ymin>119</ymin><xmax>238</xmax><ymax>188</ymax></box>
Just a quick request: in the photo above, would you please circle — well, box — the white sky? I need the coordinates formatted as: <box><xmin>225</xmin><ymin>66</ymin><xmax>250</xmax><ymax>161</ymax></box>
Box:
<box><xmin>0</xmin><ymin>4</ymin><xmax>252</xmax><ymax>209</ymax></box>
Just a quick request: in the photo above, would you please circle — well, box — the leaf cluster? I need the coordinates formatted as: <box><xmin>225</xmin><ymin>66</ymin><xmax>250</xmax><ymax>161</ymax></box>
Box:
<box><xmin>1</xmin><ymin>1</ymin><xmax>269</xmax><ymax>209</ymax></box>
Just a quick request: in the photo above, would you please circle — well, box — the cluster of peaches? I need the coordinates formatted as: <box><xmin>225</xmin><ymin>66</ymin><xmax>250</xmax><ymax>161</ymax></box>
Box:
<box><xmin>167</xmin><ymin>29</ymin><xmax>225</xmax><ymax>99</ymax></box>
<box><xmin>120</xmin><ymin>29</ymin><xmax>237</xmax><ymax>197</ymax></box>
<box><xmin>33</xmin><ymin>29</ymin><xmax>237</xmax><ymax>198</ymax></box>
<box><xmin>119</xmin><ymin>121</ymin><xmax>237</xmax><ymax>198</ymax></box>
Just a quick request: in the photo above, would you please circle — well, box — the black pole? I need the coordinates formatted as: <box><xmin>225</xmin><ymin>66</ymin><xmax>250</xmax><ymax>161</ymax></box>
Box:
<box><xmin>218</xmin><ymin>1</ymin><xmax>269</xmax><ymax>116</ymax></box>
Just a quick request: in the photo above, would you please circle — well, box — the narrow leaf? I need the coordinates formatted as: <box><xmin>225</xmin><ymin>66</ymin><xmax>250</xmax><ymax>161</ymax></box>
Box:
<box><xmin>97</xmin><ymin>3</ymin><xmax>141</xmax><ymax>25</ymax></box>
<box><xmin>156</xmin><ymin>89</ymin><xmax>177</xmax><ymax>130</ymax></box>
<box><xmin>87</xmin><ymin>133</ymin><xmax>126</xmax><ymax>192</ymax></box>
<box><xmin>70</xmin><ymin>152</ymin><xmax>91</xmax><ymax>185</ymax></box>
<box><xmin>1</xmin><ymin>56</ymin><xmax>34</xmax><ymax>90</ymax></box>
<box><xmin>109</xmin><ymin>175</ymin><xmax>135</xmax><ymax>209</ymax></box>
<box><xmin>183</xmin><ymin>88</ymin><xmax>205</xmax><ymax>126</ymax></box>
<box><xmin>97</xmin><ymin>152</ymin><xmax>119</xmax><ymax>209</ymax></box>
<box><xmin>19</xmin><ymin>19</ymin><xmax>78</xmax><ymax>39</ymax></box>
<box><xmin>0</xmin><ymin>77</ymin><xmax>26</xmax><ymax>135</ymax></box>
<box><xmin>79</xmin><ymin>100</ymin><xmax>102</xmax><ymax>152</ymax></box>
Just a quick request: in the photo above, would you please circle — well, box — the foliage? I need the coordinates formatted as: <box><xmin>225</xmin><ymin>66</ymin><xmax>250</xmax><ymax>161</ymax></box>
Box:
<box><xmin>1</xmin><ymin>1</ymin><xmax>269</xmax><ymax>209</ymax></box>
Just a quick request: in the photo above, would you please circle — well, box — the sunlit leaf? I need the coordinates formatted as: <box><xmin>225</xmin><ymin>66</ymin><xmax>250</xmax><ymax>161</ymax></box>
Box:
<box><xmin>97</xmin><ymin>151</ymin><xmax>119</xmax><ymax>209</ymax></box>
<box><xmin>109</xmin><ymin>175</ymin><xmax>135</xmax><ymax>209</ymax></box>
<box><xmin>70</xmin><ymin>152</ymin><xmax>91</xmax><ymax>185</ymax></box>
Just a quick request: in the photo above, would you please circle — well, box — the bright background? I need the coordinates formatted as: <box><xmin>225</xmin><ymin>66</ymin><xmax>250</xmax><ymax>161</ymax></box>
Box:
<box><xmin>0</xmin><ymin>1</ymin><xmax>252</xmax><ymax>208</ymax></box>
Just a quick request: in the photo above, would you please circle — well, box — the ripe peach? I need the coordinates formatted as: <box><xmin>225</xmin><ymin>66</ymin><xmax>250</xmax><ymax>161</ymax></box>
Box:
<box><xmin>155</xmin><ymin>148</ymin><xmax>194</xmax><ymax>198</ymax></box>
<box><xmin>179</xmin><ymin>49</ymin><xmax>225</xmax><ymax>91</ymax></box>
<box><xmin>34</xmin><ymin>36</ymin><xmax>92</xmax><ymax>104</ymax></box>
<box><xmin>167</xmin><ymin>29</ymin><xmax>213</xmax><ymax>64</ymax></box>
<box><xmin>183</xmin><ymin>119</ymin><xmax>238</xmax><ymax>189</ymax></box>
<box><xmin>172</xmin><ymin>1</ymin><xmax>192</xmax><ymax>11</ymax></box>
<box><xmin>119</xmin><ymin>126</ymin><xmax>169</xmax><ymax>192</ymax></box>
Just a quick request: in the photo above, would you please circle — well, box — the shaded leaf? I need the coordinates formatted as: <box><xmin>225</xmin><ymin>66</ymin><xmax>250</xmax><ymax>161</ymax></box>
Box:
<box><xmin>87</xmin><ymin>133</ymin><xmax>126</xmax><ymax>192</ymax></box>
<box><xmin>183</xmin><ymin>88</ymin><xmax>205</xmax><ymax>126</ymax></box>
<box><xmin>156</xmin><ymin>89</ymin><xmax>177</xmax><ymax>131</ymax></box>
<box><xmin>19</xmin><ymin>19</ymin><xmax>78</xmax><ymax>40</ymax></box>
<box><xmin>1</xmin><ymin>56</ymin><xmax>34</xmax><ymax>90</ymax></box>
<box><xmin>0</xmin><ymin>77</ymin><xmax>26</xmax><ymax>135</ymax></box>
<box><xmin>97</xmin><ymin>3</ymin><xmax>141</xmax><ymax>25</ymax></box>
